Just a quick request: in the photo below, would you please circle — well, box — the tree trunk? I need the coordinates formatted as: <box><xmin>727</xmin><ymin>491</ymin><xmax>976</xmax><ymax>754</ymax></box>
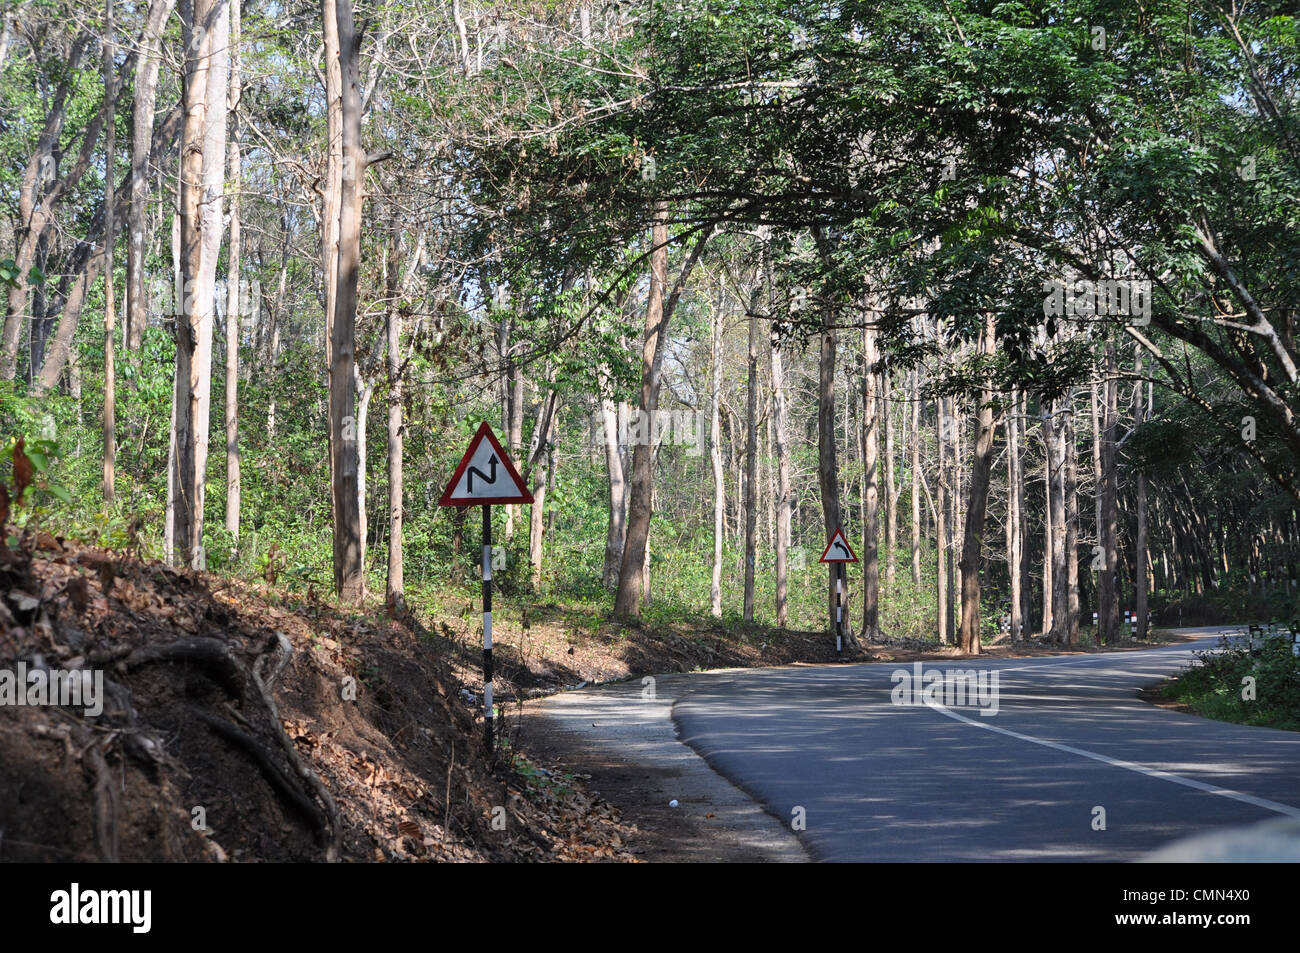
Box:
<box><xmin>0</xmin><ymin>14</ymin><xmax>14</xmax><ymax>76</ymax></box>
<box><xmin>1007</xmin><ymin>389</ymin><xmax>1024</xmax><ymax>641</ymax></box>
<box><xmin>742</xmin><ymin>272</ymin><xmax>759</xmax><ymax>623</ymax></box>
<box><xmin>529</xmin><ymin>392</ymin><xmax>559</xmax><ymax>590</ymax></box>
<box><xmin>958</xmin><ymin>314</ymin><xmax>997</xmax><ymax>654</ymax></box>
<box><xmin>164</xmin><ymin>205</ymin><xmax>180</xmax><ymax>567</ymax></box>
<box><xmin>1048</xmin><ymin>399</ymin><xmax>1068</xmax><ymax>643</ymax></box>
<box><xmin>1134</xmin><ymin>351</ymin><xmax>1149</xmax><ymax>639</ymax></box>
<box><xmin>815</xmin><ymin>266</ymin><xmax>856</xmax><ymax>651</ymax></box>
<box><xmin>172</xmin><ymin>0</ymin><xmax>229</xmax><ymax>570</ymax></box>
<box><xmin>385</xmin><ymin>227</ymin><xmax>405</xmax><ymax>617</ymax></box>
<box><xmin>600</xmin><ymin>384</ymin><xmax>626</xmax><ymax>589</ymax></box>
<box><xmin>321</xmin><ymin>0</ymin><xmax>343</xmax><ymax>582</ymax></box>
<box><xmin>32</xmin><ymin>100</ymin><xmax>181</xmax><ymax>392</ymax></box>
<box><xmin>936</xmin><ymin>394</ymin><xmax>950</xmax><ymax>644</ymax></box>
<box><xmin>126</xmin><ymin>0</ymin><xmax>175</xmax><ymax>351</ymax></box>
<box><xmin>1</xmin><ymin>34</ymin><xmax>91</xmax><ymax>380</ymax></box>
<box><xmin>614</xmin><ymin>211</ymin><xmax>708</xmax><ymax>620</ymax></box>
<box><xmin>911</xmin><ymin>368</ymin><xmax>922</xmax><ymax>585</ymax></box>
<box><xmin>224</xmin><ymin>0</ymin><xmax>242</xmax><ymax>545</ymax></box>
<box><xmin>323</xmin><ymin>0</ymin><xmax>369</xmax><ymax>601</ymax></box>
<box><xmin>500</xmin><ymin>306</ymin><xmax>519</xmax><ymax>540</ymax></box>
<box><xmin>861</xmin><ymin>320</ymin><xmax>881</xmax><ymax>640</ymax></box>
<box><xmin>884</xmin><ymin>367</ymin><xmax>897</xmax><ymax>585</ymax></box>
<box><xmin>950</xmin><ymin>396</ymin><xmax>961</xmax><ymax>636</ymax></box>
<box><xmin>772</xmin><ymin>327</ymin><xmax>792</xmax><ymax>628</ymax></box>
<box><xmin>509</xmin><ymin>344</ymin><xmax>525</xmax><ymax>539</ymax></box>
<box><xmin>1098</xmin><ymin>345</ymin><xmax>1121</xmax><ymax>642</ymax></box>
<box><xmin>355</xmin><ymin>367</ymin><xmax>374</xmax><ymax>570</ymax></box>
<box><xmin>102</xmin><ymin>0</ymin><xmax>117</xmax><ymax>505</ymax></box>
<box><xmin>613</xmin><ymin>206</ymin><xmax>669</xmax><ymax>620</ymax></box>
<box><xmin>1041</xmin><ymin>405</ymin><xmax>1055</xmax><ymax>636</ymax></box>
<box><xmin>1090</xmin><ymin>377</ymin><xmax>1103</xmax><ymax>565</ymax></box>
<box><xmin>1064</xmin><ymin>391</ymin><xmax>1080</xmax><ymax>646</ymax></box>
<box><xmin>710</xmin><ymin>280</ymin><xmax>726</xmax><ymax>617</ymax></box>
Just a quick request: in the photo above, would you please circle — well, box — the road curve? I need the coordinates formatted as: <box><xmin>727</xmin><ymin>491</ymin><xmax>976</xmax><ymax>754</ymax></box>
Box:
<box><xmin>672</xmin><ymin>628</ymin><xmax>1300</xmax><ymax>861</ymax></box>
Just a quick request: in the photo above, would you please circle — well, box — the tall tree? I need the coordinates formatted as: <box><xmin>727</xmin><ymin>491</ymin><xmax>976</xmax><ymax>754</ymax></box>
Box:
<box><xmin>936</xmin><ymin>393</ymin><xmax>950</xmax><ymax>644</ymax></box>
<box><xmin>1006</xmin><ymin>389</ymin><xmax>1024</xmax><ymax>641</ymax></box>
<box><xmin>384</xmin><ymin>226</ymin><xmax>405</xmax><ymax>617</ymax></box>
<box><xmin>883</xmin><ymin>367</ymin><xmax>897</xmax><ymax>585</ymax></box>
<box><xmin>709</xmin><ymin>275</ymin><xmax>725</xmax><ymax>617</ymax></box>
<box><xmin>861</xmin><ymin>319</ymin><xmax>881</xmax><ymax>641</ymax></box>
<box><xmin>1098</xmin><ymin>344</ymin><xmax>1121</xmax><ymax>643</ymax></box>
<box><xmin>224</xmin><ymin>0</ymin><xmax>242</xmax><ymax>546</ymax></box>
<box><xmin>172</xmin><ymin>0</ymin><xmax>230</xmax><ymax>569</ymax></box>
<box><xmin>771</xmin><ymin>312</ymin><xmax>792</xmax><ymax>628</ymax></box>
<box><xmin>1063</xmin><ymin>390</ymin><xmax>1080</xmax><ymax>646</ymax></box>
<box><xmin>613</xmin><ymin>206</ymin><xmax>669</xmax><ymax>621</ymax></box>
<box><xmin>813</xmin><ymin>244</ymin><xmax>856</xmax><ymax>651</ymax></box>
<box><xmin>614</xmin><ymin>214</ymin><xmax>707</xmax><ymax>620</ymax></box>
<box><xmin>1047</xmin><ymin>396</ymin><xmax>1068</xmax><ymax>644</ymax></box>
<box><xmin>742</xmin><ymin>265</ymin><xmax>760</xmax><ymax>623</ymax></box>
<box><xmin>33</xmin><ymin>103</ymin><xmax>183</xmax><ymax>393</ymax></box>
<box><xmin>126</xmin><ymin>0</ymin><xmax>176</xmax><ymax>351</ymax></box>
<box><xmin>599</xmin><ymin>374</ymin><xmax>626</xmax><ymax>589</ymax></box>
<box><xmin>529</xmin><ymin>389</ymin><xmax>559</xmax><ymax>590</ymax></box>
<box><xmin>101</xmin><ymin>0</ymin><xmax>117</xmax><ymax>504</ymax></box>
<box><xmin>910</xmin><ymin>368</ymin><xmax>922</xmax><ymax>586</ymax></box>
<box><xmin>322</xmin><ymin>0</ymin><xmax>373</xmax><ymax>601</ymax></box>
<box><xmin>1134</xmin><ymin>352</ymin><xmax>1150</xmax><ymax>640</ymax></box>
<box><xmin>957</xmin><ymin>314</ymin><xmax>998</xmax><ymax>654</ymax></box>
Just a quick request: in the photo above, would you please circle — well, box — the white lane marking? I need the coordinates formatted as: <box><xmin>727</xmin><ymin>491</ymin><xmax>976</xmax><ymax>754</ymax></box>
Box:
<box><xmin>923</xmin><ymin>697</ymin><xmax>1300</xmax><ymax>819</ymax></box>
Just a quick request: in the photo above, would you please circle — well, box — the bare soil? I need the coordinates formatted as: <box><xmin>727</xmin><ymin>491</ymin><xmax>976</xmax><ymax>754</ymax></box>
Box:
<box><xmin>0</xmin><ymin>530</ymin><xmax>638</xmax><ymax>863</ymax></box>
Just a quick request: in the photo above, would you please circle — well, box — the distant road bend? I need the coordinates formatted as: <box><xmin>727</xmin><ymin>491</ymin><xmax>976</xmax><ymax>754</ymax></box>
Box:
<box><xmin>670</xmin><ymin>627</ymin><xmax>1300</xmax><ymax>861</ymax></box>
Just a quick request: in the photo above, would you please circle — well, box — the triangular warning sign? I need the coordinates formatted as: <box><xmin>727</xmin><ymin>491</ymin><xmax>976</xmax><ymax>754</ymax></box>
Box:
<box><xmin>819</xmin><ymin>527</ymin><xmax>858</xmax><ymax>563</ymax></box>
<box><xmin>439</xmin><ymin>421</ymin><xmax>534</xmax><ymax>507</ymax></box>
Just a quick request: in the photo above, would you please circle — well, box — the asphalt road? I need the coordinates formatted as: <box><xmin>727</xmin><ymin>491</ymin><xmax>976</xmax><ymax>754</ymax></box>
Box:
<box><xmin>672</xmin><ymin>627</ymin><xmax>1300</xmax><ymax>861</ymax></box>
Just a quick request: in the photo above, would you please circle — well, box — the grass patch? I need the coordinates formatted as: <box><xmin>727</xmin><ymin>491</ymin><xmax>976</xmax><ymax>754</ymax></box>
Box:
<box><xmin>1161</xmin><ymin>635</ymin><xmax>1300</xmax><ymax>732</ymax></box>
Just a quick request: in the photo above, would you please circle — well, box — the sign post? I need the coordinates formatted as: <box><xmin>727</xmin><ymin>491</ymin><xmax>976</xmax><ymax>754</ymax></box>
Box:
<box><xmin>439</xmin><ymin>421</ymin><xmax>533</xmax><ymax>752</ymax></box>
<box><xmin>819</xmin><ymin>527</ymin><xmax>858</xmax><ymax>657</ymax></box>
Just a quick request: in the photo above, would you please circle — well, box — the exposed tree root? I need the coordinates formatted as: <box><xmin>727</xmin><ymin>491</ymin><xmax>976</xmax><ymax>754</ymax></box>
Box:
<box><xmin>252</xmin><ymin>632</ymin><xmax>343</xmax><ymax>862</ymax></box>
<box><xmin>72</xmin><ymin>726</ymin><xmax>119</xmax><ymax>862</ymax></box>
<box><xmin>191</xmin><ymin>708</ymin><xmax>327</xmax><ymax>835</ymax></box>
<box><xmin>123</xmin><ymin>632</ymin><xmax>341</xmax><ymax>858</ymax></box>
<box><xmin>125</xmin><ymin>636</ymin><xmax>246</xmax><ymax>696</ymax></box>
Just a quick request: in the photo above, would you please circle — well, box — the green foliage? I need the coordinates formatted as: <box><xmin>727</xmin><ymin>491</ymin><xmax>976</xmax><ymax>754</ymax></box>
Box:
<box><xmin>1166</xmin><ymin>636</ymin><xmax>1300</xmax><ymax>732</ymax></box>
<box><xmin>0</xmin><ymin>383</ymin><xmax>74</xmax><ymax>516</ymax></box>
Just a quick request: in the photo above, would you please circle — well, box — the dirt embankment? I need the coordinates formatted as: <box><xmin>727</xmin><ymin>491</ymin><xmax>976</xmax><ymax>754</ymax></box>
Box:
<box><xmin>0</xmin><ymin>531</ymin><xmax>637</xmax><ymax>862</ymax></box>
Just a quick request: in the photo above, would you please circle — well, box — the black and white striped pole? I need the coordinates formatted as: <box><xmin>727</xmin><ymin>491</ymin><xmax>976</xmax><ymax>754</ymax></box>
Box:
<box><xmin>835</xmin><ymin>564</ymin><xmax>844</xmax><ymax>656</ymax></box>
<box><xmin>438</xmin><ymin>422</ymin><xmax>534</xmax><ymax>757</ymax></box>
<box><xmin>482</xmin><ymin>504</ymin><xmax>494</xmax><ymax>751</ymax></box>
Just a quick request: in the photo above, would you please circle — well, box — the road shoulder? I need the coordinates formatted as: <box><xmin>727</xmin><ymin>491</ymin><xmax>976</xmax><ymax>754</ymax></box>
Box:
<box><xmin>516</xmin><ymin>673</ymin><xmax>808</xmax><ymax>863</ymax></box>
